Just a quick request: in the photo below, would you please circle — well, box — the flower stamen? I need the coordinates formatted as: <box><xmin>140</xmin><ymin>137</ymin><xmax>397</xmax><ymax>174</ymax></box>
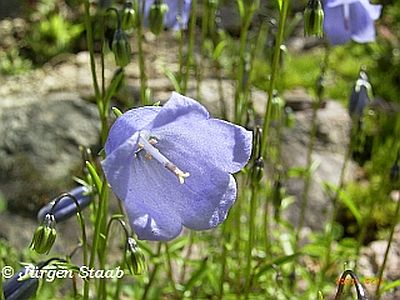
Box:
<box><xmin>138</xmin><ymin>134</ymin><xmax>190</xmax><ymax>184</ymax></box>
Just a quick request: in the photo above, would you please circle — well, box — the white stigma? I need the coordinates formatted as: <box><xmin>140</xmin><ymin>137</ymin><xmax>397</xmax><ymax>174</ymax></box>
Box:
<box><xmin>138</xmin><ymin>134</ymin><xmax>190</xmax><ymax>184</ymax></box>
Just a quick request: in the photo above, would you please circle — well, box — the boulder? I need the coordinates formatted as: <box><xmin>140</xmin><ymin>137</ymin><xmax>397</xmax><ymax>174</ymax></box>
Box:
<box><xmin>0</xmin><ymin>92</ymin><xmax>99</xmax><ymax>214</ymax></box>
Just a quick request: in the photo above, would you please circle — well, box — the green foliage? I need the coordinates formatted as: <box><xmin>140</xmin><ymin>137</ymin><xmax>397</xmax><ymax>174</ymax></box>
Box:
<box><xmin>27</xmin><ymin>14</ymin><xmax>83</xmax><ymax>63</ymax></box>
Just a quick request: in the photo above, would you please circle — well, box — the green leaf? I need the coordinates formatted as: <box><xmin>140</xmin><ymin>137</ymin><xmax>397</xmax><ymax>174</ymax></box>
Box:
<box><xmin>183</xmin><ymin>258</ymin><xmax>208</xmax><ymax>292</ymax></box>
<box><xmin>163</xmin><ymin>67</ymin><xmax>181</xmax><ymax>93</ymax></box>
<box><xmin>338</xmin><ymin>189</ymin><xmax>362</xmax><ymax>225</ymax></box>
<box><xmin>236</xmin><ymin>0</ymin><xmax>245</xmax><ymax>20</ymax></box>
<box><xmin>85</xmin><ymin>161</ymin><xmax>103</xmax><ymax>193</ymax></box>
<box><xmin>382</xmin><ymin>279</ymin><xmax>400</xmax><ymax>292</ymax></box>
<box><xmin>111</xmin><ymin>106</ymin><xmax>123</xmax><ymax>118</ymax></box>
<box><xmin>212</xmin><ymin>41</ymin><xmax>226</xmax><ymax>61</ymax></box>
<box><xmin>255</xmin><ymin>253</ymin><xmax>301</xmax><ymax>279</ymax></box>
<box><xmin>277</xmin><ymin>0</ymin><xmax>283</xmax><ymax>11</ymax></box>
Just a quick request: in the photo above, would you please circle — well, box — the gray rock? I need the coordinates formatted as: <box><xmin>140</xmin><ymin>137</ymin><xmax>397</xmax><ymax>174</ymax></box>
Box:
<box><xmin>280</xmin><ymin>92</ymin><xmax>356</xmax><ymax>230</ymax></box>
<box><xmin>358</xmin><ymin>225</ymin><xmax>400</xmax><ymax>300</ymax></box>
<box><xmin>0</xmin><ymin>92</ymin><xmax>100</xmax><ymax>214</ymax></box>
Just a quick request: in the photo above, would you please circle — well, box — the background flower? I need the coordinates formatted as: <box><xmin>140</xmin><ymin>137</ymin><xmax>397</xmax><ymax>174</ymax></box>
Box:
<box><xmin>102</xmin><ymin>93</ymin><xmax>252</xmax><ymax>241</ymax></box>
<box><xmin>140</xmin><ymin>0</ymin><xmax>192</xmax><ymax>30</ymax></box>
<box><xmin>323</xmin><ymin>0</ymin><xmax>382</xmax><ymax>45</ymax></box>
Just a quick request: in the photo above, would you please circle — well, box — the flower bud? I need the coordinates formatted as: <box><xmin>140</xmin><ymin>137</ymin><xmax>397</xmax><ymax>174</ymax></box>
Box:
<box><xmin>304</xmin><ymin>0</ymin><xmax>324</xmax><ymax>38</ymax></box>
<box><xmin>349</xmin><ymin>70</ymin><xmax>372</xmax><ymax>118</ymax></box>
<box><xmin>121</xmin><ymin>1</ymin><xmax>137</xmax><ymax>30</ymax></box>
<box><xmin>2</xmin><ymin>266</ymin><xmax>39</xmax><ymax>300</ymax></box>
<box><xmin>390</xmin><ymin>161</ymin><xmax>399</xmax><ymax>183</ymax></box>
<box><xmin>112</xmin><ymin>29</ymin><xmax>131</xmax><ymax>67</ymax></box>
<box><xmin>148</xmin><ymin>1</ymin><xmax>169</xmax><ymax>35</ymax></box>
<box><xmin>37</xmin><ymin>186</ymin><xmax>92</xmax><ymax>223</ymax></box>
<box><xmin>125</xmin><ymin>237</ymin><xmax>146</xmax><ymax>275</ymax></box>
<box><xmin>30</xmin><ymin>214</ymin><xmax>57</xmax><ymax>254</ymax></box>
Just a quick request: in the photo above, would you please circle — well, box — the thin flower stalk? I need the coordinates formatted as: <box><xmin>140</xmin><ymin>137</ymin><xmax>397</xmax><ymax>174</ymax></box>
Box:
<box><xmin>374</xmin><ymin>191</ymin><xmax>400</xmax><ymax>299</ymax></box>
<box><xmin>294</xmin><ymin>50</ymin><xmax>329</xmax><ymax>253</ymax></box>
<box><xmin>261</xmin><ymin>0</ymin><xmax>290</xmax><ymax>158</ymax></box>
<box><xmin>181</xmin><ymin>0</ymin><xmax>197</xmax><ymax>94</ymax></box>
<box><xmin>135</xmin><ymin>0</ymin><xmax>149</xmax><ymax>105</ymax></box>
<box><xmin>142</xmin><ymin>243</ymin><xmax>162</xmax><ymax>300</ymax></box>
<box><xmin>234</xmin><ymin>0</ymin><xmax>259</xmax><ymax>125</ymax></box>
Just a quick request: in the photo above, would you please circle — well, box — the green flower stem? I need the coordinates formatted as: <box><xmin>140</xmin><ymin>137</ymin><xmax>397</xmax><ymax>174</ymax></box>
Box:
<box><xmin>320</xmin><ymin>129</ymin><xmax>353</xmax><ymax>283</ymax></box>
<box><xmin>86</xmin><ymin>184</ymin><xmax>109</xmax><ymax>300</ymax></box>
<box><xmin>179</xmin><ymin>231</ymin><xmax>194</xmax><ymax>283</ymax></box>
<box><xmin>261</xmin><ymin>0</ymin><xmax>290</xmax><ymax>158</ymax></box>
<box><xmin>234</xmin><ymin>1</ymin><xmax>258</xmax><ymax>124</ymax></box>
<box><xmin>98</xmin><ymin>215</ymin><xmax>129</xmax><ymax>299</ymax></box>
<box><xmin>244</xmin><ymin>182</ymin><xmax>259</xmax><ymax>298</ymax></box>
<box><xmin>135</xmin><ymin>1</ymin><xmax>148</xmax><ymax>105</ymax></box>
<box><xmin>181</xmin><ymin>0</ymin><xmax>197</xmax><ymax>94</ymax></box>
<box><xmin>375</xmin><ymin>189</ymin><xmax>400</xmax><ymax>299</ymax></box>
<box><xmin>218</xmin><ymin>222</ymin><xmax>228</xmax><ymax>299</ymax></box>
<box><xmin>294</xmin><ymin>105</ymin><xmax>318</xmax><ymax>240</ymax></box>
<box><xmin>165</xmin><ymin>243</ymin><xmax>179</xmax><ymax>298</ymax></box>
<box><xmin>142</xmin><ymin>243</ymin><xmax>162</xmax><ymax>300</ymax></box>
<box><xmin>83</xmin><ymin>0</ymin><xmax>109</xmax><ymax>144</ymax></box>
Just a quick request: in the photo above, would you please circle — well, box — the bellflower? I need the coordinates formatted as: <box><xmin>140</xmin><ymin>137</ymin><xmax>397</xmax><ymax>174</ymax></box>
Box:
<box><xmin>102</xmin><ymin>93</ymin><xmax>252</xmax><ymax>241</ymax></box>
<box><xmin>140</xmin><ymin>0</ymin><xmax>192</xmax><ymax>30</ymax></box>
<box><xmin>323</xmin><ymin>0</ymin><xmax>382</xmax><ymax>45</ymax></box>
<box><xmin>2</xmin><ymin>266</ymin><xmax>39</xmax><ymax>300</ymax></box>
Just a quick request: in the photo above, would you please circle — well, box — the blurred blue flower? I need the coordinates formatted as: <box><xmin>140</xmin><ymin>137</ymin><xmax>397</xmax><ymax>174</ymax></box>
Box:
<box><xmin>102</xmin><ymin>93</ymin><xmax>252</xmax><ymax>241</ymax></box>
<box><xmin>141</xmin><ymin>0</ymin><xmax>192</xmax><ymax>30</ymax></box>
<box><xmin>323</xmin><ymin>0</ymin><xmax>382</xmax><ymax>45</ymax></box>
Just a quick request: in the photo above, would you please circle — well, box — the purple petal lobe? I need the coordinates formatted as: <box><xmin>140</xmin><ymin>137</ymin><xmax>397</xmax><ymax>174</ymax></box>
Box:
<box><xmin>102</xmin><ymin>132</ymin><xmax>140</xmax><ymax>201</ymax></box>
<box><xmin>105</xmin><ymin>107</ymin><xmax>160</xmax><ymax>155</ymax></box>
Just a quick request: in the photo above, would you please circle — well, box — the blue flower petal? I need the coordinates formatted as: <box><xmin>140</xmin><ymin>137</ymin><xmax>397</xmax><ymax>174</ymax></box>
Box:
<box><xmin>105</xmin><ymin>107</ymin><xmax>160</xmax><ymax>155</ymax></box>
<box><xmin>102</xmin><ymin>93</ymin><xmax>252</xmax><ymax>241</ymax></box>
<box><xmin>151</xmin><ymin>93</ymin><xmax>253</xmax><ymax>173</ymax></box>
<box><xmin>349</xmin><ymin>2</ymin><xmax>376</xmax><ymax>43</ymax></box>
<box><xmin>163</xmin><ymin>0</ymin><xmax>192</xmax><ymax>30</ymax></box>
<box><xmin>102</xmin><ymin>132</ymin><xmax>140</xmax><ymax>201</ymax></box>
<box><xmin>120</xmin><ymin>149</ymin><xmax>236</xmax><ymax>240</ymax></box>
<box><xmin>324</xmin><ymin>5</ymin><xmax>352</xmax><ymax>45</ymax></box>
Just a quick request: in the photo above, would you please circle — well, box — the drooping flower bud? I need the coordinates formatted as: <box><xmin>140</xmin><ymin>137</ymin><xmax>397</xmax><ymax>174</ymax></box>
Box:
<box><xmin>251</xmin><ymin>127</ymin><xmax>264</xmax><ymax>183</ymax></box>
<box><xmin>112</xmin><ymin>29</ymin><xmax>131</xmax><ymax>67</ymax></box>
<box><xmin>2</xmin><ymin>266</ymin><xmax>39</xmax><ymax>300</ymax></box>
<box><xmin>148</xmin><ymin>0</ymin><xmax>169</xmax><ymax>35</ymax></box>
<box><xmin>121</xmin><ymin>1</ymin><xmax>137</xmax><ymax>30</ymax></box>
<box><xmin>37</xmin><ymin>186</ymin><xmax>92</xmax><ymax>223</ymax></box>
<box><xmin>304</xmin><ymin>0</ymin><xmax>324</xmax><ymax>38</ymax></box>
<box><xmin>30</xmin><ymin>214</ymin><xmax>57</xmax><ymax>255</ymax></box>
<box><xmin>125</xmin><ymin>237</ymin><xmax>146</xmax><ymax>275</ymax></box>
<box><xmin>390</xmin><ymin>154</ymin><xmax>399</xmax><ymax>183</ymax></box>
<box><xmin>349</xmin><ymin>70</ymin><xmax>372</xmax><ymax>118</ymax></box>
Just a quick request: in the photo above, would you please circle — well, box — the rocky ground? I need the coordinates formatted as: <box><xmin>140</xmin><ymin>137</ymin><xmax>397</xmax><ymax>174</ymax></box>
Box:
<box><xmin>0</xmin><ymin>31</ymin><xmax>398</xmax><ymax>298</ymax></box>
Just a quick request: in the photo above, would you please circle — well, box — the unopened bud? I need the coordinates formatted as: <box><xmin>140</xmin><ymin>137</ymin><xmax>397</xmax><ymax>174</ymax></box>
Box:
<box><xmin>125</xmin><ymin>237</ymin><xmax>146</xmax><ymax>275</ymax></box>
<box><xmin>390</xmin><ymin>161</ymin><xmax>399</xmax><ymax>183</ymax></box>
<box><xmin>149</xmin><ymin>1</ymin><xmax>169</xmax><ymax>35</ymax></box>
<box><xmin>349</xmin><ymin>70</ymin><xmax>372</xmax><ymax>118</ymax></box>
<box><xmin>37</xmin><ymin>186</ymin><xmax>92</xmax><ymax>223</ymax></box>
<box><xmin>112</xmin><ymin>29</ymin><xmax>131</xmax><ymax>67</ymax></box>
<box><xmin>304</xmin><ymin>0</ymin><xmax>324</xmax><ymax>38</ymax></box>
<box><xmin>30</xmin><ymin>214</ymin><xmax>57</xmax><ymax>254</ymax></box>
<box><xmin>121</xmin><ymin>1</ymin><xmax>137</xmax><ymax>30</ymax></box>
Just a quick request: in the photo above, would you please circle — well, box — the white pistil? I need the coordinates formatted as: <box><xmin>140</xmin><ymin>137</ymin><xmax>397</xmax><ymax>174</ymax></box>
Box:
<box><xmin>138</xmin><ymin>135</ymin><xmax>190</xmax><ymax>184</ymax></box>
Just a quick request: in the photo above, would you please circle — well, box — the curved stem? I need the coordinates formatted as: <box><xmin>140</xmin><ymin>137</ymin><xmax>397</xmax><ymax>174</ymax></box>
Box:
<box><xmin>51</xmin><ymin>193</ymin><xmax>88</xmax><ymax>299</ymax></box>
